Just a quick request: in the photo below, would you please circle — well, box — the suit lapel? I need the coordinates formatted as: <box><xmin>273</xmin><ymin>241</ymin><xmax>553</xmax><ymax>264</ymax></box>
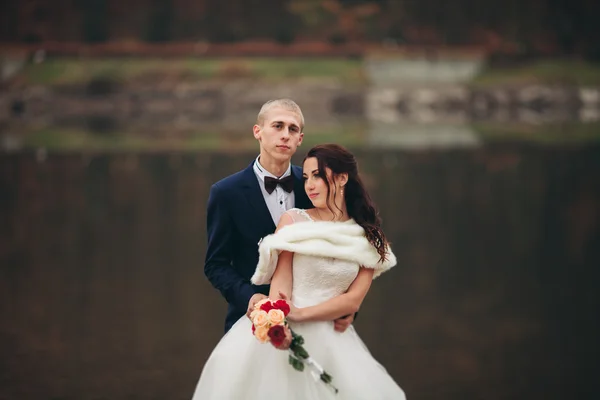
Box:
<box><xmin>241</xmin><ymin>163</ymin><xmax>276</xmax><ymax>232</ymax></box>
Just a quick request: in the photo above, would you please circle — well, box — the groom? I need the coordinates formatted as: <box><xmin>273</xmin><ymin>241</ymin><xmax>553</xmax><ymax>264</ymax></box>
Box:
<box><xmin>204</xmin><ymin>99</ymin><xmax>354</xmax><ymax>334</ymax></box>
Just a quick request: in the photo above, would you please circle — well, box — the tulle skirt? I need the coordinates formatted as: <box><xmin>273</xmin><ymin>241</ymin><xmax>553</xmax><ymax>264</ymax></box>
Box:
<box><xmin>191</xmin><ymin>317</ymin><xmax>406</xmax><ymax>400</ymax></box>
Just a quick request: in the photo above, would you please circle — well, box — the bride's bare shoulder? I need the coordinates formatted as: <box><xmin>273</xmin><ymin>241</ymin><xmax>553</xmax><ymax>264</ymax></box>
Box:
<box><xmin>276</xmin><ymin>209</ymin><xmax>313</xmax><ymax>232</ymax></box>
<box><xmin>275</xmin><ymin>212</ymin><xmax>295</xmax><ymax>233</ymax></box>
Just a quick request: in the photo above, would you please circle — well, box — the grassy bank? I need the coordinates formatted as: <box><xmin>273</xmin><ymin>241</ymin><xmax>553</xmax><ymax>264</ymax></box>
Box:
<box><xmin>16</xmin><ymin>57</ymin><xmax>366</xmax><ymax>86</ymax></box>
<box><xmin>14</xmin><ymin>122</ymin><xmax>600</xmax><ymax>152</ymax></box>
<box><xmin>17</xmin><ymin>124</ymin><xmax>367</xmax><ymax>152</ymax></box>
<box><xmin>12</xmin><ymin>56</ymin><xmax>600</xmax><ymax>87</ymax></box>
<box><xmin>471</xmin><ymin>59</ymin><xmax>600</xmax><ymax>87</ymax></box>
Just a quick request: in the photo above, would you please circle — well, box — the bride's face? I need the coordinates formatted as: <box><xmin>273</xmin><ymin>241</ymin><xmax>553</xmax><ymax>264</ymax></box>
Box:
<box><xmin>302</xmin><ymin>157</ymin><xmax>341</xmax><ymax>209</ymax></box>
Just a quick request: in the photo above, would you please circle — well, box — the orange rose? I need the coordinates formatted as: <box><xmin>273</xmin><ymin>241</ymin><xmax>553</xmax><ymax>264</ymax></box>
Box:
<box><xmin>252</xmin><ymin>310</ymin><xmax>269</xmax><ymax>328</ymax></box>
<box><xmin>254</xmin><ymin>298</ymin><xmax>271</xmax><ymax>310</ymax></box>
<box><xmin>268</xmin><ymin>309</ymin><xmax>285</xmax><ymax>325</ymax></box>
<box><xmin>254</xmin><ymin>325</ymin><xmax>270</xmax><ymax>343</ymax></box>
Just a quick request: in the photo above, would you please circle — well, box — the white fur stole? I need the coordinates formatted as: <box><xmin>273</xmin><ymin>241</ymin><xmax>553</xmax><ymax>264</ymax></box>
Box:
<box><xmin>251</xmin><ymin>220</ymin><xmax>396</xmax><ymax>285</ymax></box>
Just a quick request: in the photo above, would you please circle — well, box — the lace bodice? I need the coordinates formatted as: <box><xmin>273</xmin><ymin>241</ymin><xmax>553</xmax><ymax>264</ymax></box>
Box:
<box><xmin>286</xmin><ymin>209</ymin><xmax>360</xmax><ymax>308</ymax></box>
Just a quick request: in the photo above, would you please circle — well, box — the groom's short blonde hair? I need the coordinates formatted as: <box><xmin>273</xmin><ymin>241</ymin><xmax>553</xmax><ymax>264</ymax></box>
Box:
<box><xmin>256</xmin><ymin>99</ymin><xmax>305</xmax><ymax>131</ymax></box>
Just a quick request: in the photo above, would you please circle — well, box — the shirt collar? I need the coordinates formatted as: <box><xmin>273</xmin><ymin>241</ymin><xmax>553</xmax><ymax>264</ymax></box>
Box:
<box><xmin>253</xmin><ymin>155</ymin><xmax>292</xmax><ymax>181</ymax></box>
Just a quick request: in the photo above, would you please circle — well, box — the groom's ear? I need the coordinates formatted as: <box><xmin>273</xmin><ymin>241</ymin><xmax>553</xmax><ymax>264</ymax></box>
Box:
<box><xmin>252</xmin><ymin>124</ymin><xmax>261</xmax><ymax>140</ymax></box>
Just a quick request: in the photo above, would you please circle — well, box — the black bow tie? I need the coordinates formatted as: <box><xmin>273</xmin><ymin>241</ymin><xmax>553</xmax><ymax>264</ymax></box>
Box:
<box><xmin>264</xmin><ymin>175</ymin><xmax>294</xmax><ymax>194</ymax></box>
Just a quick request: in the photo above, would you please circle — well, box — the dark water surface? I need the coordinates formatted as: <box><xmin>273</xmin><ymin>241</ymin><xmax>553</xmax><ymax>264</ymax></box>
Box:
<box><xmin>1</xmin><ymin>145</ymin><xmax>599</xmax><ymax>400</ymax></box>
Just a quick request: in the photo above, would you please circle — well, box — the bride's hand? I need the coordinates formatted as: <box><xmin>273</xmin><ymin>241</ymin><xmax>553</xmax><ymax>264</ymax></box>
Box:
<box><xmin>278</xmin><ymin>291</ymin><xmax>303</xmax><ymax>322</ymax></box>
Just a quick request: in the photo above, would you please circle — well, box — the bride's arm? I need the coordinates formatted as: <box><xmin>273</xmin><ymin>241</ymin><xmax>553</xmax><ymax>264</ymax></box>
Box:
<box><xmin>290</xmin><ymin>267</ymin><xmax>374</xmax><ymax>323</ymax></box>
<box><xmin>268</xmin><ymin>213</ymin><xmax>295</xmax><ymax>300</ymax></box>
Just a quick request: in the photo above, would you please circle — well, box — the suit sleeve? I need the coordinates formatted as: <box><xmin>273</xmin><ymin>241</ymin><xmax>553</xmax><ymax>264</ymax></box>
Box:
<box><xmin>204</xmin><ymin>183</ymin><xmax>257</xmax><ymax>311</ymax></box>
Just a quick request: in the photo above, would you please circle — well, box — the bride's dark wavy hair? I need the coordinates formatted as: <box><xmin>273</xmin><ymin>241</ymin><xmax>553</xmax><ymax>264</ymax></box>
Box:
<box><xmin>303</xmin><ymin>144</ymin><xmax>388</xmax><ymax>262</ymax></box>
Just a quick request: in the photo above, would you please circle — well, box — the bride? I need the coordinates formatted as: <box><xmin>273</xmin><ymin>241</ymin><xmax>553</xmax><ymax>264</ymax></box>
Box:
<box><xmin>191</xmin><ymin>144</ymin><xmax>406</xmax><ymax>399</ymax></box>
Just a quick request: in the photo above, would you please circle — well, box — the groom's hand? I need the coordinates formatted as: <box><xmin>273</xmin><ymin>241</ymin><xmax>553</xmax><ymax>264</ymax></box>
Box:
<box><xmin>334</xmin><ymin>314</ymin><xmax>354</xmax><ymax>333</ymax></box>
<box><xmin>246</xmin><ymin>293</ymin><xmax>267</xmax><ymax>318</ymax></box>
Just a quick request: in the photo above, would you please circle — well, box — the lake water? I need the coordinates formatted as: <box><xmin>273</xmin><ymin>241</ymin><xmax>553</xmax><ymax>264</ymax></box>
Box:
<box><xmin>1</xmin><ymin>142</ymin><xmax>599</xmax><ymax>399</ymax></box>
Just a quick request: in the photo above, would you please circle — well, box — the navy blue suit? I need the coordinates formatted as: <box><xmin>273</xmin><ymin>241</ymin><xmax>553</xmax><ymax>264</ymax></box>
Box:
<box><xmin>204</xmin><ymin>162</ymin><xmax>313</xmax><ymax>333</ymax></box>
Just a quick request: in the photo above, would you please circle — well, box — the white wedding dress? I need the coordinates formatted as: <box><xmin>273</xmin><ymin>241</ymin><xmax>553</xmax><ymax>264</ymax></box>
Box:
<box><xmin>191</xmin><ymin>209</ymin><xmax>406</xmax><ymax>400</ymax></box>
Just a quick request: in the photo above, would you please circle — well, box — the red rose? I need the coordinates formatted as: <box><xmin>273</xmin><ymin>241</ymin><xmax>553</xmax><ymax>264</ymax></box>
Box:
<box><xmin>268</xmin><ymin>325</ymin><xmax>286</xmax><ymax>347</ymax></box>
<box><xmin>273</xmin><ymin>299</ymin><xmax>290</xmax><ymax>316</ymax></box>
<box><xmin>260</xmin><ymin>301</ymin><xmax>274</xmax><ymax>313</ymax></box>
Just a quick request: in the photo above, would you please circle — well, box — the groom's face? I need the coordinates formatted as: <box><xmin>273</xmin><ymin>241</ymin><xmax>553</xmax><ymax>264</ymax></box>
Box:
<box><xmin>253</xmin><ymin>107</ymin><xmax>304</xmax><ymax>164</ymax></box>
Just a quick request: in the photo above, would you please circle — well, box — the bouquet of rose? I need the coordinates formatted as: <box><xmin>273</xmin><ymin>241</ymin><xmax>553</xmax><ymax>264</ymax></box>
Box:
<box><xmin>250</xmin><ymin>298</ymin><xmax>338</xmax><ymax>394</ymax></box>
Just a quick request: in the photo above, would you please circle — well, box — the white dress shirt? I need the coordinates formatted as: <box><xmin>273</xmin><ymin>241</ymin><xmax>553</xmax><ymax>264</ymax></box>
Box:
<box><xmin>253</xmin><ymin>156</ymin><xmax>295</xmax><ymax>226</ymax></box>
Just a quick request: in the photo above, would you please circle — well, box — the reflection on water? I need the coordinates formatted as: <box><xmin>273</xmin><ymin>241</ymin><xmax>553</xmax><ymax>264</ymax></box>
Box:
<box><xmin>1</xmin><ymin>144</ymin><xmax>599</xmax><ymax>400</ymax></box>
